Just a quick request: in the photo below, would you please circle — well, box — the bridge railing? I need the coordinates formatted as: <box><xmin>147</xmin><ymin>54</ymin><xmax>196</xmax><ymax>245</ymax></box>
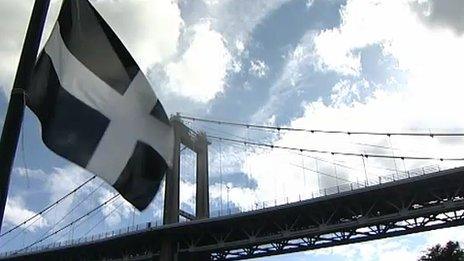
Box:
<box><xmin>0</xmin><ymin>220</ymin><xmax>164</xmax><ymax>257</ymax></box>
<box><xmin>0</xmin><ymin>164</ymin><xmax>446</xmax><ymax>257</ymax></box>
<box><xmin>209</xmin><ymin>164</ymin><xmax>443</xmax><ymax>217</ymax></box>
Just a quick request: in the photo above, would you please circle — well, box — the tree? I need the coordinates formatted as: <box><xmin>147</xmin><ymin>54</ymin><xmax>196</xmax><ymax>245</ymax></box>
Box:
<box><xmin>419</xmin><ymin>241</ymin><xmax>464</xmax><ymax>261</ymax></box>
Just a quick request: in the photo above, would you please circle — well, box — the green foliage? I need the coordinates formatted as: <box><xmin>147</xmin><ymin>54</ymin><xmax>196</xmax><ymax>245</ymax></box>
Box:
<box><xmin>419</xmin><ymin>241</ymin><xmax>464</xmax><ymax>261</ymax></box>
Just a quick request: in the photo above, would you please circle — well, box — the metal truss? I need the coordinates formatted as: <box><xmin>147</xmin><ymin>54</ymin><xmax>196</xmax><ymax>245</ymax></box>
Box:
<box><xmin>3</xmin><ymin>167</ymin><xmax>464</xmax><ymax>261</ymax></box>
<box><xmin>210</xmin><ymin>205</ymin><xmax>464</xmax><ymax>260</ymax></box>
<box><xmin>180</xmin><ymin>166</ymin><xmax>464</xmax><ymax>260</ymax></box>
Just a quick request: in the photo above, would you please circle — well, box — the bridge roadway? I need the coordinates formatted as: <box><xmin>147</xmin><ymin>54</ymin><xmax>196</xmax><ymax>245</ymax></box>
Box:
<box><xmin>3</xmin><ymin>165</ymin><xmax>464</xmax><ymax>260</ymax></box>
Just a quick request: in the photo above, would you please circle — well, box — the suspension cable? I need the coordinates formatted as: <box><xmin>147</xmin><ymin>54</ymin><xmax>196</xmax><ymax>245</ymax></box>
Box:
<box><xmin>40</xmin><ymin>182</ymin><xmax>106</xmax><ymax>242</ymax></box>
<box><xmin>203</xmin><ymin>123</ymin><xmax>406</xmax><ymax>177</ymax></box>
<box><xmin>181</xmin><ymin>115</ymin><xmax>464</xmax><ymax>137</ymax></box>
<box><xmin>82</xmin><ymin>200</ymin><xmax>124</xmax><ymax>238</ymax></box>
<box><xmin>0</xmin><ymin>175</ymin><xmax>96</xmax><ymax>238</ymax></box>
<box><xmin>206</xmin><ymin>135</ymin><xmax>464</xmax><ymax>161</ymax></box>
<box><xmin>290</xmin><ymin>163</ymin><xmax>352</xmax><ymax>184</ymax></box>
<box><xmin>15</xmin><ymin>194</ymin><xmax>120</xmax><ymax>254</ymax></box>
<box><xmin>0</xmin><ymin>180</ymin><xmax>106</xmax><ymax>249</ymax></box>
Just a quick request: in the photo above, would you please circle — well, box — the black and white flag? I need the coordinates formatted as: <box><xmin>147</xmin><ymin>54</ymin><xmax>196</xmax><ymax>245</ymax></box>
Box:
<box><xmin>27</xmin><ymin>0</ymin><xmax>174</xmax><ymax>210</ymax></box>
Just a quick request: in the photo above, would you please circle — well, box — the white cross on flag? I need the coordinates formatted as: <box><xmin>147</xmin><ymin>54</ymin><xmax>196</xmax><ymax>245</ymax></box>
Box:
<box><xmin>27</xmin><ymin>0</ymin><xmax>174</xmax><ymax>210</ymax></box>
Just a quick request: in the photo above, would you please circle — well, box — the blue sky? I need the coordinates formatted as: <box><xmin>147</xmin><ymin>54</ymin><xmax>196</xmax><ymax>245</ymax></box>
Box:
<box><xmin>1</xmin><ymin>0</ymin><xmax>464</xmax><ymax>259</ymax></box>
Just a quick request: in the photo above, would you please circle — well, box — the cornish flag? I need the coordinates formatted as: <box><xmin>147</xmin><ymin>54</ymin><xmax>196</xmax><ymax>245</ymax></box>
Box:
<box><xmin>27</xmin><ymin>0</ymin><xmax>174</xmax><ymax>210</ymax></box>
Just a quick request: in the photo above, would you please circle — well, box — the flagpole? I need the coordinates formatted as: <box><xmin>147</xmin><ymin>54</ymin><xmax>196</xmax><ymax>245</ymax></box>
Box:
<box><xmin>0</xmin><ymin>0</ymin><xmax>51</xmax><ymax>232</ymax></box>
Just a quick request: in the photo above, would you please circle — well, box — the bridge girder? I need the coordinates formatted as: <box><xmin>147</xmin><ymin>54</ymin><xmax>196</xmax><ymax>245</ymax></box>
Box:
<box><xmin>3</xmin><ymin>166</ymin><xmax>464</xmax><ymax>260</ymax></box>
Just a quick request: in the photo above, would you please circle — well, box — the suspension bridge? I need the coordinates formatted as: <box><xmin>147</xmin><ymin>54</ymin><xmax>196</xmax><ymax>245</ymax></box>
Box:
<box><xmin>1</xmin><ymin>115</ymin><xmax>464</xmax><ymax>260</ymax></box>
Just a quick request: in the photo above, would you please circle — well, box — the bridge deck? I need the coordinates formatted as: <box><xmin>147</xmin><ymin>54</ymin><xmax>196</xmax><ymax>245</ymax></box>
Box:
<box><xmin>3</xmin><ymin>165</ymin><xmax>464</xmax><ymax>260</ymax></box>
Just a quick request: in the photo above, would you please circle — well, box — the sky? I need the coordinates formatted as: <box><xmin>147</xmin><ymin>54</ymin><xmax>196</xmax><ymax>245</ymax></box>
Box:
<box><xmin>1</xmin><ymin>0</ymin><xmax>464</xmax><ymax>260</ymax></box>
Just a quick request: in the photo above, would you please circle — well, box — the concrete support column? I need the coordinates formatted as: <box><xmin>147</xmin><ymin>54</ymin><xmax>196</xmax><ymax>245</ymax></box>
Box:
<box><xmin>160</xmin><ymin>119</ymin><xmax>182</xmax><ymax>261</ymax></box>
<box><xmin>196</xmin><ymin>132</ymin><xmax>209</xmax><ymax>219</ymax></box>
<box><xmin>163</xmin><ymin>120</ymin><xmax>181</xmax><ymax>225</ymax></box>
<box><xmin>159</xmin><ymin>241</ymin><xmax>177</xmax><ymax>261</ymax></box>
<box><xmin>161</xmin><ymin>116</ymin><xmax>210</xmax><ymax>260</ymax></box>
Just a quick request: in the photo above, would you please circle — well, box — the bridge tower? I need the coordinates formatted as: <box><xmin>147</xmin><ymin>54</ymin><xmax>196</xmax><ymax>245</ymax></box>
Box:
<box><xmin>161</xmin><ymin>114</ymin><xmax>210</xmax><ymax>260</ymax></box>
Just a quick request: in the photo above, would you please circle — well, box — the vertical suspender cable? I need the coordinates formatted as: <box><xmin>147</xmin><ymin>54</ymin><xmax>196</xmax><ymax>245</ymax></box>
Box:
<box><xmin>402</xmin><ymin>158</ymin><xmax>407</xmax><ymax>176</ymax></box>
<box><xmin>388</xmin><ymin>135</ymin><xmax>399</xmax><ymax>179</ymax></box>
<box><xmin>300</xmin><ymin>151</ymin><xmax>306</xmax><ymax>191</ymax></box>
<box><xmin>219</xmin><ymin>140</ymin><xmax>223</xmax><ymax>215</ymax></box>
<box><xmin>333</xmin><ymin>154</ymin><xmax>339</xmax><ymax>187</ymax></box>
<box><xmin>362</xmin><ymin>155</ymin><xmax>368</xmax><ymax>185</ymax></box>
<box><xmin>315</xmin><ymin>158</ymin><xmax>321</xmax><ymax>191</ymax></box>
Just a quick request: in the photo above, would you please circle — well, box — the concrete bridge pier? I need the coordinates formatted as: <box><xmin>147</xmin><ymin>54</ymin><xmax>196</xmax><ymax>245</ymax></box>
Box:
<box><xmin>160</xmin><ymin>115</ymin><xmax>210</xmax><ymax>260</ymax></box>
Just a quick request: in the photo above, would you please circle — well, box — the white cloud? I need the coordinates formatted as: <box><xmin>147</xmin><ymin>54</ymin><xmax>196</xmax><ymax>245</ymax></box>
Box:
<box><xmin>97</xmin><ymin>190</ymin><xmax>132</xmax><ymax>227</ymax></box>
<box><xmin>245</xmin><ymin>81</ymin><xmax>464</xmax><ymax>205</ymax></box>
<box><xmin>252</xmin><ymin>31</ymin><xmax>317</xmax><ymax>123</ymax></box>
<box><xmin>46</xmin><ymin>166</ymin><xmax>93</xmax><ymax>212</ymax></box>
<box><xmin>42</xmin><ymin>165</ymin><xmax>134</xmax><ymax>229</ymax></box>
<box><xmin>15</xmin><ymin>167</ymin><xmax>47</xmax><ymax>179</ymax></box>
<box><xmin>0</xmin><ymin>0</ymin><xmax>30</xmax><ymax>92</ymax></box>
<box><xmin>313</xmin><ymin>236</ymin><xmax>420</xmax><ymax>261</ymax></box>
<box><xmin>311</xmin><ymin>226</ymin><xmax>464</xmax><ymax>261</ymax></box>
<box><xmin>245</xmin><ymin>0</ymin><xmax>464</xmax><ymax>212</ymax></box>
<box><xmin>4</xmin><ymin>196</ymin><xmax>48</xmax><ymax>232</ymax></box>
<box><xmin>208</xmin><ymin>183</ymin><xmax>257</xmax><ymax>212</ymax></box>
<box><xmin>306</xmin><ymin>0</ymin><xmax>315</xmax><ymax>9</ymax></box>
<box><xmin>330</xmin><ymin>79</ymin><xmax>368</xmax><ymax>107</ymax></box>
<box><xmin>413</xmin><ymin>0</ymin><xmax>464</xmax><ymax>35</ymax></box>
<box><xmin>422</xmin><ymin>226</ymin><xmax>464</xmax><ymax>246</ymax></box>
<box><xmin>202</xmin><ymin>0</ymin><xmax>220</xmax><ymax>6</ymax></box>
<box><xmin>165</xmin><ymin>21</ymin><xmax>232</xmax><ymax>102</ymax></box>
<box><xmin>0</xmin><ymin>0</ymin><xmax>62</xmax><ymax>97</ymax></box>
<box><xmin>0</xmin><ymin>0</ymin><xmax>183</xmax><ymax>98</ymax></box>
<box><xmin>148</xmin><ymin>0</ymin><xmax>290</xmax><ymax>104</ymax></box>
<box><xmin>0</xmin><ymin>0</ymin><xmax>287</xmax><ymax>104</ymax></box>
<box><xmin>314</xmin><ymin>0</ymin><xmax>464</xmax><ymax>82</ymax></box>
<box><xmin>37</xmin><ymin>167</ymin><xmax>96</xmax><ymax>238</ymax></box>
<box><xmin>311</xmin><ymin>0</ymin><xmax>464</xmax><ymax>131</ymax></box>
<box><xmin>314</xmin><ymin>0</ymin><xmax>416</xmax><ymax>76</ymax></box>
<box><xmin>249</xmin><ymin>59</ymin><xmax>269</xmax><ymax>78</ymax></box>
<box><xmin>235</xmin><ymin>40</ymin><xmax>245</xmax><ymax>54</ymax></box>
<box><xmin>92</xmin><ymin>0</ymin><xmax>183</xmax><ymax>71</ymax></box>
<box><xmin>27</xmin><ymin>165</ymin><xmax>162</xmax><ymax>230</ymax></box>
<box><xmin>187</xmin><ymin>0</ymin><xmax>290</xmax><ymax>54</ymax></box>
<box><xmin>314</xmin><ymin>33</ymin><xmax>359</xmax><ymax>76</ymax></box>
